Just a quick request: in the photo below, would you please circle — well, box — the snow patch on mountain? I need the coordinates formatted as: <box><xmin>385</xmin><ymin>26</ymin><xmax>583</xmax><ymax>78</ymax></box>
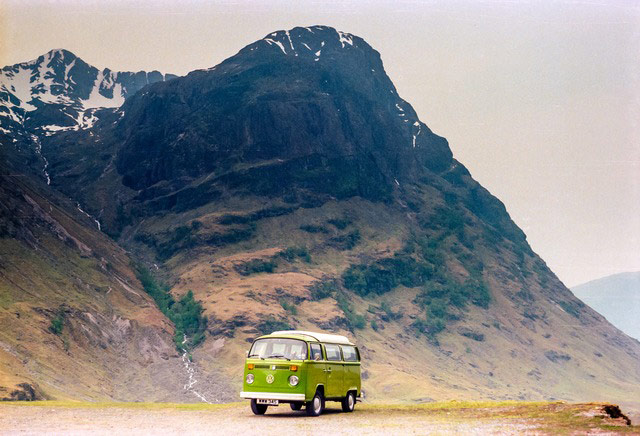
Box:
<box><xmin>412</xmin><ymin>121</ymin><xmax>422</xmax><ymax>148</ymax></box>
<box><xmin>337</xmin><ymin>30</ymin><xmax>354</xmax><ymax>47</ymax></box>
<box><xmin>258</xmin><ymin>26</ymin><xmax>357</xmax><ymax>59</ymax></box>
<box><xmin>82</xmin><ymin>72</ymin><xmax>125</xmax><ymax>109</ymax></box>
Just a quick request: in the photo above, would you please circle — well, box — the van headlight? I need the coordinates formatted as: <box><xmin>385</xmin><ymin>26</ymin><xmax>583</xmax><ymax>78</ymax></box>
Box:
<box><xmin>288</xmin><ymin>375</ymin><xmax>299</xmax><ymax>386</ymax></box>
<box><xmin>246</xmin><ymin>374</ymin><xmax>254</xmax><ymax>384</ymax></box>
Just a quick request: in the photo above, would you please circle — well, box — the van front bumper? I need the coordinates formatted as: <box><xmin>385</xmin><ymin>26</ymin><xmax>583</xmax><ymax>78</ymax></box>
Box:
<box><xmin>240</xmin><ymin>391</ymin><xmax>306</xmax><ymax>401</ymax></box>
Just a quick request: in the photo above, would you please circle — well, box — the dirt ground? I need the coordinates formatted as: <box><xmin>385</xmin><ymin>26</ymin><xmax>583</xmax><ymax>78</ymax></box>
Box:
<box><xmin>0</xmin><ymin>402</ymin><xmax>636</xmax><ymax>435</ymax></box>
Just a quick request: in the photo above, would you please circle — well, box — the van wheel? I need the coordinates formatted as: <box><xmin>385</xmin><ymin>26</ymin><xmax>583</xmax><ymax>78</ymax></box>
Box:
<box><xmin>250</xmin><ymin>399</ymin><xmax>268</xmax><ymax>415</ymax></box>
<box><xmin>306</xmin><ymin>391</ymin><xmax>324</xmax><ymax>416</ymax></box>
<box><xmin>290</xmin><ymin>402</ymin><xmax>303</xmax><ymax>411</ymax></box>
<box><xmin>341</xmin><ymin>391</ymin><xmax>356</xmax><ymax>412</ymax></box>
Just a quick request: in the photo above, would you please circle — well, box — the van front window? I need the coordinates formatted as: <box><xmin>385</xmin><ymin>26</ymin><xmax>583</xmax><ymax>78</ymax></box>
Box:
<box><xmin>248</xmin><ymin>338</ymin><xmax>308</xmax><ymax>360</ymax></box>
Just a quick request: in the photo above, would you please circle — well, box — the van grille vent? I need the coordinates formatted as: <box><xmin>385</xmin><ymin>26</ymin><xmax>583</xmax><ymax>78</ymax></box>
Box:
<box><xmin>254</xmin><ymin>364</ymin><xmax>290</xmax><ymax>370</ymax></box>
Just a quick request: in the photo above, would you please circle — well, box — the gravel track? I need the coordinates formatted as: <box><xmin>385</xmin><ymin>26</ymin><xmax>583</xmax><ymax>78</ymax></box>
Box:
<box><xmin>0</xmin><ymin>403</ymin><xmax>539</xmax><ymax>435</ymax></box>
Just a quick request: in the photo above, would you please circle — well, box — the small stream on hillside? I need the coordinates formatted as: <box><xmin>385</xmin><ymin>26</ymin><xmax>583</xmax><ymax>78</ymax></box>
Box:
<box><xmin>30</xmin><ymin>134</ymin><xmax>50</xmax><ymax>185</ymax></box>
<box><xmin>76</xmin><ymin>202</ymin><xmax>102</xmax><ymax>231</ymax></box>
<box><xmin>181</xmin><ymin>335</ymin><xmax>212</xmax><ymax>403</ymax></box>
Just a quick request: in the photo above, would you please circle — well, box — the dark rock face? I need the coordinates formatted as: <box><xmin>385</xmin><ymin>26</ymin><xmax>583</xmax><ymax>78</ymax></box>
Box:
<box><xmin>33</xmin><ymin>26</ymin><xmax>516</xmax><ymax>238</ymax></box>
<box><xmin>114</xmin><ymin>26</ymin><xmax>452</xmax><ymax>194</ymax></box>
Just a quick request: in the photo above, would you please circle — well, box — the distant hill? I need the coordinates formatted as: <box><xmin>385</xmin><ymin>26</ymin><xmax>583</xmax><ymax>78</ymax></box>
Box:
<box><xmin>572</xmin><ymin>272</ymin><xmax>640</xmax><ymax>341</ymax></box>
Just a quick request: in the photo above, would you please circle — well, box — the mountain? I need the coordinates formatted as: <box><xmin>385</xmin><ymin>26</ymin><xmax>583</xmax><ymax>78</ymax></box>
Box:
<box><xmin>572</xmin><ymin>272</ymin><xmax>640</xmax><ymax>341</ymax></box>
<box><xmin>0</xmin><ymin>48</ymin><xmax>177</xmax><ymax>137</ymax></box>
<box><xmin>1</xmin><ymin>26</ymin><xmax>639</xmax><ymax>410</ymax></box>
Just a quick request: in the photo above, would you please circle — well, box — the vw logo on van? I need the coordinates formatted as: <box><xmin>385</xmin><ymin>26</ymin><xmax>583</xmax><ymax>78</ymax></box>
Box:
<box><xmin>266</xmin><ymin>374</ymin><xmax>274</xmax><ymax>384</ymax></box>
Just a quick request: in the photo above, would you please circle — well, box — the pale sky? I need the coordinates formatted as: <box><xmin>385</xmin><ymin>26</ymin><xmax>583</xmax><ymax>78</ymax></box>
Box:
<box><xmin>2</xmin><ymin>0</ymin><xmax>639</xmax><ymax>287</ymax></box>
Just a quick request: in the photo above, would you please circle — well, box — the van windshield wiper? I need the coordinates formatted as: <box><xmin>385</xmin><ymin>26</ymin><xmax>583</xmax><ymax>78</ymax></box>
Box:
<box><xmin>265</xmin><ymin>354</ymin><xmax>290</xmax><ymax>361</ymax></box>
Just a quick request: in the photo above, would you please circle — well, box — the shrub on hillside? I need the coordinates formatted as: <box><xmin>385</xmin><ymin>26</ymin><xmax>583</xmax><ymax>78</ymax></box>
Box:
<box><xmin>327</xmin><ymin>217</ymin><xmax>352</xmax><ymax>230</ymax></box>
<box><xmin>300</xmin><ymin>224</ymin><xmax>329</xmax><ymax>234</ymax></box>
<box><xmin>459</xmin><ymin>328</ymin><xmax>485</xmax><ymax>342</ymax></box>
<box><xmin>417</xmin><ymin>275</ymin><xmax>491</xmax><ymax>312</ymax></box>
<box><xmin>278</xmin><ymin>246</ymin><xmax>311</xmax><ymax>263</ymax></box>
<box><xmin>558</xmin><ymin>300</ymin><xmax>582</xmax><ymax>319</ymax></box>
<box><xmin>219</xmin><ymin>206</ymin><xmax>296</xmax><ymax>225</ymax></box>
<box><xmin>465</xmin><ymin>276</ymin><xmax>491</xmax><ymax>308</ymax></box>
<box><xmin>48</xmin><ymin>308</ymin><xmax>65</xmax><ymax>336</ymax></box>
<box><xmin>412</xmin><ymin>272</ymin><xmax>492</xmax><ymax>340</ymax></box>
<box><xmin>206</xmin><ymin>225</ymin><xmax>256</xmax><ymax>247</ymax></box>
<box><xmin>329</xmin><ymin>229</ymin><xmax>361</xmax><ymax>250</ymax></box>
<box><xmin>335</xmin><ymin>292</ymin><xmax>366</xmax><ymax>330</ymax></box>
<box><xmin>412</xmin><ymin>316</ymin><xmax>446</xmax><ymax>339</ymax></box>
<box><xmin>280</xmin><ymin>299</ymin><xmax>298</xmax><ymax>316</ymax></box>
<box><xmin>380</xmin><ymin>300</ymin><xmax>403</xmax><ymax>321</ymax></box>
<box><xmin>421</xmin><ymin>207</ymin><xmax>464</xmax><ymax>233</ymax></box>
<box><xmin>342</xmin><ymin>254</ymin><xmax>433</xmax><ymax>296</ymax></box>
<box><xmin>235</xmin><ymin>247</ymin><xmax>311</xmax><ymax>276</ymax></box>
<box><xmin>235</xmin><ymin>259</ymin><xmax>278</xmax><ymax>276</ymax></box>
<box><xmin>172</xmin><ymin>290</ymin><xmax>208</xmax><ymax>341</ymax></box>
<box><xmin>135</xmin><ymin>266</ymin><xmax>208</xmax><ymax>351</ymax></box>
<box><xmin>256</xmin><ymin>317</ymin><xmax>293</xmax><ymax>335</ymax></box>
<box><xmin>308</xmin><ymin>279</ymin><xmax>339</xmax><ymax>301</ymax></box>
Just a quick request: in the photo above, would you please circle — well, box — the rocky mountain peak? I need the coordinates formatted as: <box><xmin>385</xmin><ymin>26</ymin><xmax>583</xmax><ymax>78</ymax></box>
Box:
<box><xmin>113</xmin><ymin>26</ymin><xmax>452</xmax><ymax>192</ymax></box>
<box><xmin>0</xmin><ymin>49</ymin><xmax>177</xmax><ymax>139</ymax></box>
<box><xmin>253</xmin><ymin>26</ymin><xmax>364</xmax><ymax>59</ymax></box>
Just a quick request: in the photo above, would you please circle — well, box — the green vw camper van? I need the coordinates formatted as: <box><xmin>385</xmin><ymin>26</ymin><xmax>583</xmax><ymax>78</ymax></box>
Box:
<box><xmin>240</xmin><ymin>330</ymin><xmax>361</xmax><ymax>416</ymax></box>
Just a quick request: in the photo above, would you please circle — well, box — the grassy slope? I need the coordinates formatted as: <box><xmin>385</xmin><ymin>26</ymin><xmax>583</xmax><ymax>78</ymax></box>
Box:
<box><xmin>120</xmin><ymin>186</ymin><xmax>640</xmax><ymax>411</ymax></box>
<box><xmin>0</xmin><ymin>173</ymin><xmax>194</xmax><ymax>401</ymax></box>
<box><xmin>3</xmin><ymin>151</ymin><xmax>639</xmax><ymax>410</ymax></box>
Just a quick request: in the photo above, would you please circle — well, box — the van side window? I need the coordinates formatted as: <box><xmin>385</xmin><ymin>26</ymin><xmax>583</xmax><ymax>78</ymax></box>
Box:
<box><xmin>310</xmin><ymin>343</ymin><xmax>323</xmax><ymax>361</ymax></box>
<box><xmin>324</xmin><ymin>344</ymin><xmax>342</xmax><ymax>361</ymax></box>
<box><xmin>340</xmin><ymin>345</ymin><xmax>358</xmax><ymax>362</ymax></box>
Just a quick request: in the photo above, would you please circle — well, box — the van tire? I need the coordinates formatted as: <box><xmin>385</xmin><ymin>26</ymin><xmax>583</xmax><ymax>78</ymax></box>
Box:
<box><xmin>250</xmin><ymin>399</ymin><xmax>268</xmax><ymax>415</ymax></box>
<box><xmin>341</xmin><ymin>391</ymin><xmax>356</xmax><ymax>413</ymax></box>
<box><xmin>306</xmin><ymin>391</ymin><xmax>324</xmax><ymax>416</ymax></box>
<box><xmin>290</xmin><ymin>402</ymin><xmax>303</xmax><ymax>411</ymax></box>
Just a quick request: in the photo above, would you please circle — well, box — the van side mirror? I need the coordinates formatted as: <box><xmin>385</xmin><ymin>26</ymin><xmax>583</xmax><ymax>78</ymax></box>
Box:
<box><xmin>245</xmin><ymin>350</ymin><xmax>249</xmax><ymax>357</ymax></box>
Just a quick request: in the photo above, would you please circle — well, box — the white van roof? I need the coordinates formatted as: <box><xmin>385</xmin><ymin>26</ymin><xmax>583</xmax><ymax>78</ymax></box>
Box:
<box><xmin>270</xmin><ymin>330</ymin><xmax>354</xmax><ymax>345</ymax></box>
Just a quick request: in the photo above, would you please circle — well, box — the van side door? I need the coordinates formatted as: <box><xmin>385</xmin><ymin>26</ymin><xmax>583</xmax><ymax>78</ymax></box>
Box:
<box><xmin>323</xmin><ymin>343</ymin><xmax>344</xmax><ymax>399</ymax></box>
<box><xmin>340</xmin><ymin>345</ymin><xmax>361</xmax><ymax>396</ymax></box>
<box><xmin>306</xmin><ymin>342</ymin><xmax>326</xmax><ymax>401</ymax></box>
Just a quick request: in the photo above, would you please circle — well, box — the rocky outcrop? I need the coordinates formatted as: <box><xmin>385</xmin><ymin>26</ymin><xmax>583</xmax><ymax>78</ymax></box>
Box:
<box><xmin>0</xmin><ymin>383</ymin><xmax>44</xmax><ymax>401</ymax></box>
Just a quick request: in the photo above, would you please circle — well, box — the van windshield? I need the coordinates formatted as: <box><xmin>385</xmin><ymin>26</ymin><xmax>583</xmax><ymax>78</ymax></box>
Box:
<box><xmin>248</xmin><ymin>338</ymin><xmax>308</xmax><ymax>360</ymax></box>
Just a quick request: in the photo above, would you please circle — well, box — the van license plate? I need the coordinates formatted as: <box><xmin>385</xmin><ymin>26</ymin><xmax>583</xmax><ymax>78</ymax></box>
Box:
<box><xmin>257</xmin><ymin>399</ymin><xmax>278</xmax><ymax>406</ymax></box>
